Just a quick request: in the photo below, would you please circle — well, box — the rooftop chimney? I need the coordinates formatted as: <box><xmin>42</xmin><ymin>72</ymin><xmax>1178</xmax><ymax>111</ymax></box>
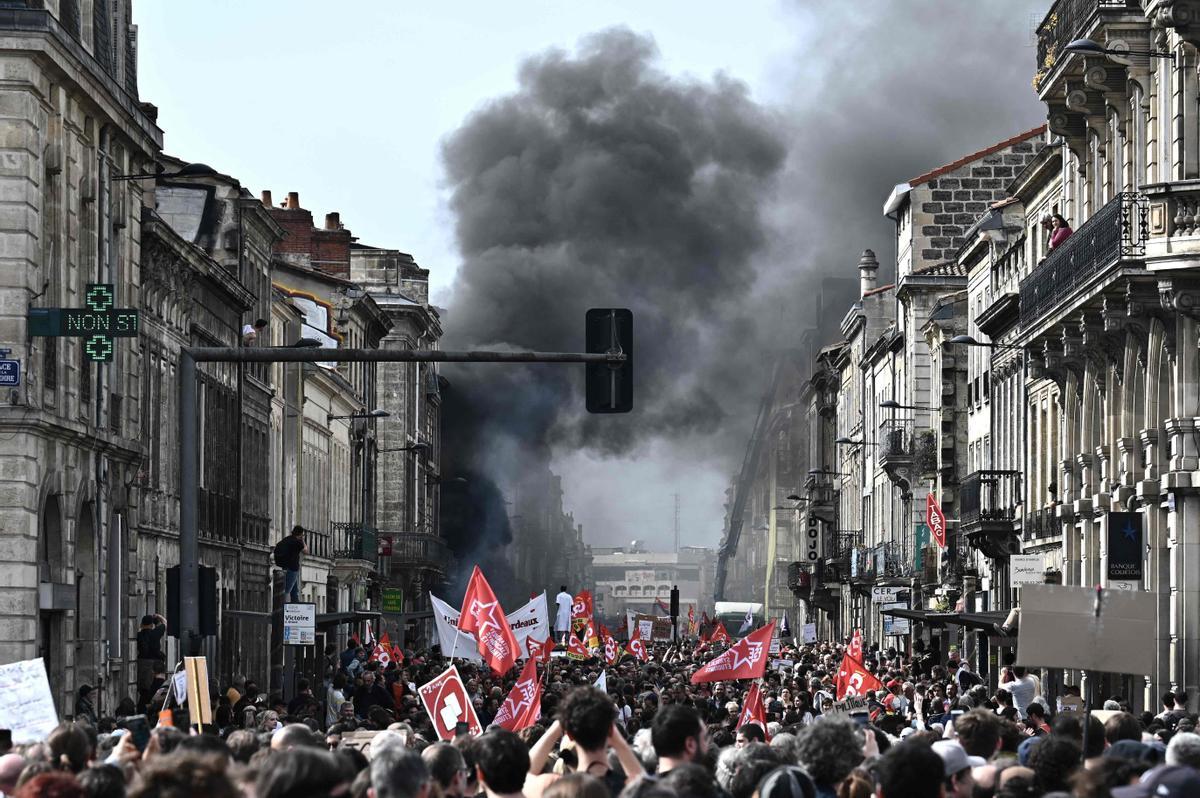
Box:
<box><xmin>287</xmin><ymin>191</ymin><xmax>300</xmax><ymax>210</ymax></box>
<box><xmin>261</xmin><ymin>190</ymin><xmax>273</xmax><ymax>208</ymax></box>
<box><xmin>325</xmin><ymin>212</ymin><xmax>341</xmax><ymax>231</ymax></box>
<box><xmin>858</xmin><ymin>249</ymin><xmax>879</xmax><ymax>298</ymax></box>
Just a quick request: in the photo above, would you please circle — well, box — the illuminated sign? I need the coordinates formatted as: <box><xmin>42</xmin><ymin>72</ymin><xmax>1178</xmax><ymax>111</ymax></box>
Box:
<box><xmin>27</xmin><ymin>284</ymin><xmax>139</xmax><ymax>363</ymax></box>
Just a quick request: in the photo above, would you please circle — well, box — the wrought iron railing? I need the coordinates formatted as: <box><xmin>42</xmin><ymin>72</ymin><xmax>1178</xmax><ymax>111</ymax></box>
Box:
<box><xmin>961</xmin><ymin>470</ymin><xmax>1022</xmax><ymax>526</ymax></box>
<box><xmin>1023</xmin><ymin>506</ymin><xmax>1059</xmax><ymax>540</ymax></box>
<box><xmin>879</xmin><ymin>419</ymin><xmax>913</xmax><ymax>460</ymax></box>
<box><xmin>390</xmin><ymin>531</ymin><xmax>452</xmax><ymax>572</ymax></box>
<box><xmin>1035</xmin><ymin>0</ymin><xmax>1135</xmax><ymax>90</ymax></box>
<box><xmin>1019</xmin><ymin>192</ymin><xmax>1147</xmax><ymax>328</ymax></box>
<box><xmin>332</xmin><ymin>522</ymin><xmax>378</xmax><ymax>563</ymax></box>
<box><xmin>830</xmin><ymin>530</ymin><xmax>862</xmax><ymax>560</ymax></box>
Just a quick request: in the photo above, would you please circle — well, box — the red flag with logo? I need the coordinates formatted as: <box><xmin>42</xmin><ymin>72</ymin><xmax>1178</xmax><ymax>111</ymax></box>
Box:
<box><xmin>691</xmin><ymin>621</ymin><xmax>775</xmax><ymax>684</ymax></box>
<box><xmin>493</xmin><ymin>658</ymin><xmax>542</xmax><ymax>731</ymax></box>
<box><xmin>737</xmin><ymin>682</ymin><xmax>771</xmax><ymax>741</ymax></box>
<box><xmin>601</xmin><ymin>626</ymin><xmax>620</xmax><ymax>666</ymax></box>
<box><xmin>626</xmin><ymin>626</ymin><xmax>649</xmax><ymax>662</ymax></box>
<box><xmin>570</xmin><ymin>590</ymin><xmax>593</xmax><ymax>632</ymax></box>
<box><xmin>710</xmin><ymin>622</ymin><xmax>731</xmax><ymax>645</ymax></box>
<box><xmin>927</xmin><ymin>491</ymin><xmax>947</xmax><ymax>548</ymax></box>
<box><xmin>526</xmin><ymin>636</ymin><xmax>552</xmax><ymax>664</ymax></box>
<box><xmin>418</xmin><ymin>664</ymin><xmax>484</xmax><ymax>741</ymax></box>
<box><xmin>371</xmin><ymin>632</ymin><xmax>393</xmax><ymax>667</ymax></box>
<box><xmin>847</xmin><ymin>629</ymin><xmax>863</xmax><ymax>663</ymax></box>
<box><xmin>688</xmin><ymin>605</ymin><xmax>697</xmax><ymax>636</ymax></box>
<box><xmin>567</xmin><ymin>632</ymin><xmax>590</xmax><ymax>660</ymax></box>
<box><xmin>390</xmin><ymin>643</ymin><xmax>405</xmax><ymax>666</ymax></box>
<box><xmin>835</xmin><ymin>652</ymin><xmax>884</xmax><ymax>700</ymax></box>
<box><xmin>458</xmin><ymin>566</ymin><xmax>519</xmax><ymax>675</ymax></box>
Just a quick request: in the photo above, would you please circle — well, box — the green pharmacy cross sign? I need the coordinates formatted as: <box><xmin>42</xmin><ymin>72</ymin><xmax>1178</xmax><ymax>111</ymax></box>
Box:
<box><xmin>27</xmin><ymin>283</ymin><xmax>139</xmax><ymax>363</ymax></box>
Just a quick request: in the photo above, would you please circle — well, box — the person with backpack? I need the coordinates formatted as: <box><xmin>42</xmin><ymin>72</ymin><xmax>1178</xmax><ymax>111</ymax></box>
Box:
<box><xmin>274</xmin><ymin>525</ymin><xmax>307</xmax><ymax>603</ymax></box>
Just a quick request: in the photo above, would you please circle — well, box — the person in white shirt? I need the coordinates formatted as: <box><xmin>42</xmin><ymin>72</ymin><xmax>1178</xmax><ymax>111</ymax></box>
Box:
<box><xmin>1007</xmin><ymin>666</ymin><xmax>1039</xmax><ymax>718</ymax></box>
<box><xmin>555</xmin><ymin>586</ymin><xmax>573</xmax><ymax>642</ymax></box>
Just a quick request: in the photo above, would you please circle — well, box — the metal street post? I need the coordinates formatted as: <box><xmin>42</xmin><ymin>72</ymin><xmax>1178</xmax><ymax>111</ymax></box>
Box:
<box><xmin>177</xmin><ymin>345</ymin><xmax>627</xmax><ymax>655</ymax></box>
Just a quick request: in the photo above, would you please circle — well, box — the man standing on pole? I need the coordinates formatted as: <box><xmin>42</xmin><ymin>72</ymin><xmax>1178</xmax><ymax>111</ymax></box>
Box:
<box><xmin>274</xmin><ymin>525</ymin><xmax>308</xmax><ymax>603</ymax></box>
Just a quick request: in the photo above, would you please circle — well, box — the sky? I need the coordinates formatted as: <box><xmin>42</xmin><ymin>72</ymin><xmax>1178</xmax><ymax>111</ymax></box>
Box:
<box><xmin>134</xmin><ymin>0</ymin><xmax>1047</xmax><ymax>553</ymax></box>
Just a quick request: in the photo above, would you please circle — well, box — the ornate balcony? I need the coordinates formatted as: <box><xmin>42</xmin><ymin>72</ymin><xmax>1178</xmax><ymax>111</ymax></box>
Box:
<box><xmin>1033</xmin><ymin>0</ymin><xmax>1143</xmax><ymax>94</ymax></box>
<box><xmin>332</xmin><ymin>522</ymin><xmax>379</xmax><ymax>564</ymax></box>
<box><xmin>879</xmin><ymin>419</ymin><xmax>914</xmax><ymax>498</ymax></box>
<box><xmin>390</xmin><ymin>531</ymin><xmax>453</xmax><ymax>578</ymax></box>
<box><xmin>1023</xmin><ymin>506</ymin><xmax>1060</xmax><ymax>540</ymax></box>
<box><xmin>961</xmin><ymin>470</ymin><xmax>1022</xmax><ymax>559</ymax></box>
<box><xmin>1019</xmin><ymin>192</ymin><xmax>1147</xmax><ymax>331</ymax></box>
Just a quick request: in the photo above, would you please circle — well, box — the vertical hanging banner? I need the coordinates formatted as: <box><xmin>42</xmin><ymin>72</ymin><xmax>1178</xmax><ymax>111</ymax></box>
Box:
<box><xmin>926</xmin><ymin>492</ymin><xmax>946</xmax><ymax>548</ymax></box>
<box><xmin>1106</xmin><ymin>512</ymin><xmax>1144</xmax><ymax>590</ymax></box>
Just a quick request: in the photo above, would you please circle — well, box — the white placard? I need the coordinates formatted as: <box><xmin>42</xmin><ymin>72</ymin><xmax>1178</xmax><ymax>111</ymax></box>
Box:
<box><xmin>871</xmin><ymin>586</ymin><xmax>909</xmax><ymax>604</ymax></box>
<box><xmin>802</xmin><ymin>623</ymin><xmax>817</xmax><ymax>644</ymax></box>
<box><xmin>772</xmin><ymin>658</ymin><xmax>795</xmax><ymax>672</ymax></box>
<box><xmin>173</xmin><ymin>670</ymin><xmax>188</xmax><ymax>704</ymax></box>
<box><xmin>1010</xmin><ymin>554</ymin><xmax>1044</xmax><ymax>586</ymax></box>
<box><xmin>0</xmin><ymin>658</ymin><xmax>59</xmax><ymax>743</ymax></box>
<box><xmin>283</xmin><ymin>602</ymin><xmax>316</xmax><ymax>646</ymax></box>
<box><xmin>882</xmin><ymin>603</ymin><xmax>911</xmax><ymax>635</ymax></box>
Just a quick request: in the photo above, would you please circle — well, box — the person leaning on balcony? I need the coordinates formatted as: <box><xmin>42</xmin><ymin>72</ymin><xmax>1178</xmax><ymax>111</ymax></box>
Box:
<box><xmin>1049</xmin><ymin>213</ymin><xmax>1073</xmax><ymax>249</ymax></box>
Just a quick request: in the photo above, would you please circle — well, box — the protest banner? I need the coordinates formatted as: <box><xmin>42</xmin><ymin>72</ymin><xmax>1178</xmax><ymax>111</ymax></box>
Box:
<box><xmin>0</xmin><ymin>658</ymin><xmax>58</xmax><ymax>743</ymax></box>
<box><xmin>430</xmin><ymin>591</ymin><xmax>550</xmax><ymax>663</ymax></box>
<box><xmin>825</xmin><ymin>695</ymin><xmax>871</xmax><ymax>718</ymax></box>
<box><xmin>418</xmin><ymin>665</ymin><xmax>483</xmax><ymax>741</ymax></box>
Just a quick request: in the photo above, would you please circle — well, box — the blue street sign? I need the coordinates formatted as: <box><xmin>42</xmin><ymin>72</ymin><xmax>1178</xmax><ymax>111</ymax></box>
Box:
<box><xmin>0</xmin><ymin>359</ymin><xmax>20</xmax><ymax>387</ymax></box>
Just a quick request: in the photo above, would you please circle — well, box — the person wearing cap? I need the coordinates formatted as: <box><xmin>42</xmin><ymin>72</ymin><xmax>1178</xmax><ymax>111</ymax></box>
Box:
<box><xmin>933</xmin><ymin>740</ymin><xmax>984</xmax><ymax>798</ymax></box>
<box><xmin>1112</xmin><ymin>764</ymin><xmax>1200</xmax><ymax>798</ymax></box>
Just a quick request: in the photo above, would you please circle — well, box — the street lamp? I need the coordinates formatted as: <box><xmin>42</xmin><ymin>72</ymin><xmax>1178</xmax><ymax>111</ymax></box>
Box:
<box><xmin>328</xmin><ymin>409</ymin><xmax>391</xmax><ymax>422</ymax></box>
<box><xmin>809</xmin><ymin>468</ymin><xmax>849</xmax><ymax>477</ymax></box>
<box><xmin>428</xmin><ymin>475</ymin><xmax>468</xmax><ymax>486</ymax></box>
<box><xmin>378</xmin><ymin>442</ymin><xmax>431</xmax><ymax>455</ymax></box>
<box><xmin>1064</xmin><ymin>38</ymin><xmax>1175</xmax><ymax>64</ymax></box>
<box><xmin>836</xmin><ymin>436</ymin><xmax>878</xmax><ymax>447</ymax></box>
<box><xmin>290</xmin><ymin>338</ymin><xmax>323</xmax><ymax>348</ymax></box>
<box><xmin>112</xmin><ymin>162</ymin><xmax>219</xmax><ymax>181</ymax></box>
<box><xmin>947</xmin><ymin>334</ymin><xmax>1024</xmax><ymax>352</ymax></box>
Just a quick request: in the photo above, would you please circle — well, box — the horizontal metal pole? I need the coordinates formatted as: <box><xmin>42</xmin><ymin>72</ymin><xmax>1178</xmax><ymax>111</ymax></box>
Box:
<box><xmin>183</xmin><ymin>346</ymin><xmax>625</xmax><ymax>365</ymax></box>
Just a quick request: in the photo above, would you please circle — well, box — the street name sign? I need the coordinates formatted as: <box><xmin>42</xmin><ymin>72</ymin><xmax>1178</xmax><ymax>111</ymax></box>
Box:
<box><xmin>282</xmin><ymin>602</ymin><xmax>316</xmax><ymax>646</ymax></box>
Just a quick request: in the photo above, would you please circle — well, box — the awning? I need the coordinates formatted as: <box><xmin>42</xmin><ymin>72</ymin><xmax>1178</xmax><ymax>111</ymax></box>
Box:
<box><xmin>316</xmin><ymin>610</ymin><xmax>381</xmax><ymax>629</ymax></box>
<box><xmin>939</xmin><ymin>610</ymin><xmax>1017</xmax><ymax>637</ymax></box>
<box><xmin>878</xmin><ymin>608</ymin><xmax>955</xmax><ymax>627</ymax></box>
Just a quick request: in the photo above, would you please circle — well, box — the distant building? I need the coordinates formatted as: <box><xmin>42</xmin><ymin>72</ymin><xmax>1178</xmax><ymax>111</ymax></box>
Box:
<box><xmin>591</xmin><ymin>543</ymin><xmax>713</xmax><ymax>628</ymax></box>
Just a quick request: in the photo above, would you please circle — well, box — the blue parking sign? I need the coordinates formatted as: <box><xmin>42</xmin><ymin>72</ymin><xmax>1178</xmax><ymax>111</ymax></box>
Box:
<box><xmin>0</xmin><ymin>360</ymin><xmax>20</xmax><ymax>387</ymax></box>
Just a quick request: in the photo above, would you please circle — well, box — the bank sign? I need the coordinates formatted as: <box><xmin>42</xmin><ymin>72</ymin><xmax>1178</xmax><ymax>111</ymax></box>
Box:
<box><xmin>1107</xmin><ymin>512</ymin><xmax>1143</xmax><ymax>590</ymax></box>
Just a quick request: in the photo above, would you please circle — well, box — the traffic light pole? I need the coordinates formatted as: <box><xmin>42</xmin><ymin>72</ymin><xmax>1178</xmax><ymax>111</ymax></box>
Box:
<box><xmin>177</xmin><ymin>345</ymin><xmax>626</xmax><ymax>656</ymax></box>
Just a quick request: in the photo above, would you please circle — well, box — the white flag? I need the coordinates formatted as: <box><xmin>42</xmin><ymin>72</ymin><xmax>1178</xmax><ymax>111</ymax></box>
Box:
<box><xmin>429</xmin><ymin>591</ymin><xmax>550</xmax><ymax>660</ymax></box>
<box><xmin>594</xmin><ymin>670</ymin><xmax>607</xmax><ymax>694</ymax></box>
<box><xmin>429</xmin><ymin>593</ymin><xmax>483</xmax><ymax>663</ymax></box>
<box><xmin>739</xmin><ymin>608</ymin><xmax>754</xmax><ymax>635</ymax></box>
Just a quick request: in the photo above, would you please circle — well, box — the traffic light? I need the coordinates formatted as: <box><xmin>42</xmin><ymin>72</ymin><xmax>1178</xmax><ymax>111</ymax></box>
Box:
<box><xmin>585</xmin><ymin>308</ymin><xmax>633</xmax><ymax>413</ymax></box>
<box><xmin>670</xmin><ymin>585</ymin><xmax>680</xmax><ymax>618</ymax></box>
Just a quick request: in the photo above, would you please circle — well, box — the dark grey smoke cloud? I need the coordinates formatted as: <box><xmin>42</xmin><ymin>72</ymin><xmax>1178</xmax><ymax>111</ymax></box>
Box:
<box><xmin>441</xmin><ymin>2</ymin><xmax>1048</xmax><ymax>555</ymax></box>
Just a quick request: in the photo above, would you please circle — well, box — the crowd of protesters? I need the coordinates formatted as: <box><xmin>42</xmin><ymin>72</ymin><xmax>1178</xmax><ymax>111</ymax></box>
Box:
<box><xmin>4</xmin><ymin>630</ymin><xmax>1200</xmax><ymax>798</ymax></box>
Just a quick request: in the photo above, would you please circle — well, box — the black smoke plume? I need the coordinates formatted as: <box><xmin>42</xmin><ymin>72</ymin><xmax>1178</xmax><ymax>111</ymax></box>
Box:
<box><xmin>438</xmin><ymin>28</ymin><xmax>787</xmax><ymax>588</ymax></box>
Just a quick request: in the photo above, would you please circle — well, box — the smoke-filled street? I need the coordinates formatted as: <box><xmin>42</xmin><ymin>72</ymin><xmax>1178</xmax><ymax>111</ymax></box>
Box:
<box><xmin>6</xmin><ymin>2</ymin><xmax>1200</xmax><ymax>797</ymax></box>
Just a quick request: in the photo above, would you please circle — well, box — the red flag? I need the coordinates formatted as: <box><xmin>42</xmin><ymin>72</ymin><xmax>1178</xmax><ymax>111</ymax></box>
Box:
<box><xmin>526</xmin><ymin>636</ymin><xmax>552</xmax><ymax>664</ymax></box>
<box><xmin>847</xmin><ymin>629</ymin><xmax>863</xmax><ymax>663</ymax></box>
<box><xmin>418</xmin><ymin>665</ymin><xmax>483</xmax><ymax>741</ymax></box>
<box><xmin>737</xmin><ymin>682</ymin><xmax>771</xmax><ymax>741</ymax></box>
<box><xmin>626</xmin><ymin>626</ymin><xmax>649</xmax><ymax>662</ymax></box>
<box><xmin>688</xmin><ymin>605</ymin><xmax>697</xmax><ymax>636</ymax></box>
<box><xmin>835</xmin><ymin>652</ymin><xmax>884</xmax><ymax>700</ymax></box>
<box><xmin>391</xmin><ymin>643</ymin><xmax>405</xmax><ymax>666</ymax></box>
<box><xmin>655</xmin><ymin>597</ymin><xmax>671</xmax><ymax>615</ymax></box>
<box><xmin>583</xmin><ymin>619</ymin><xmax>600</xmax><ymax>650</ymax></box>
<box><xmin>371</xmin><ymin>633</ymin><xmax>393</xmax><ymax>666</ymax></box>
<box><xmin>691</xmin><ymin>621</ymin><xmax>775</xmax><ymax>684</ymax></box>
<box><xmin>567</xmin><ymin>632</ymin><xmax>589</xmax><ymax>660</ymax></box>
<box><xmin>458</xmin><ymin>566</ymin><xmax>519</xmax><ymax>675</ymax></box>
<box><xmin>927</xmin><ymin>491</ymin><xmax>947</xmax><ymax>548</ymax></box>
<box><xmin>710</xmin><ymin>622</ymin><xmax>731</xmax><ymax>645</ymax></box>
<box><xmin>570</xmin><ymin>591</ymin><xmax>593</xmax><ymax>633</ymax></box>
<box><xmin>493</xmin><ymin>658</ymin><xmax>542</xmax><ymax>731</ymax></box>
<box><xmin>601</xmin><ymin>626</ymin><xmax>620</xmax><ymax>666</ymax></box>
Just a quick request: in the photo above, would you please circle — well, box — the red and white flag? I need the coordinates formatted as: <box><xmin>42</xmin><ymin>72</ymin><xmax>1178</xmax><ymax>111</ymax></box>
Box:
<box><xmin>691</xmin><ymin>621</ymin><xmax>775</xmax><ymax>684</ymax></box>
<box><xmin>493</xmin><ymin>658</ymin><xmax>542</xmax><ymax>732</ymax></box>
<box><xmin>737</xmin><ymin>682</ymin><xmax>770</xmax><ymax>741</ymax></box>
<box><xmin>363</xmin><ymin>621</ymin><xmax>376</xmax><ymax>649</ymax></box>
<box><xmin>526</xmin><ymin>636</ymin><xmax>552</xmax><ymax>664</ymax></box>
<box><xmin>418</xmin><ymin>664</ymin><xmax>483</xmax><ymax>741</ymax></box>
<box><xmin>567</xmin><ymin>632</ymin><xmax>590</xmax><ymax>660</ymax></box>
<box><xmin>835</xmin><ymin>652</ymin><xmax>884</xmax><ymax>700</ymax></box>
<box><xmin>390</xmin><ymin>643</ymin><xmax>405</xmax><ymax>666</ymax></box>
<box><xmin>847</xmin><ymin>628</ymin><xmax>863</xmax><ymax>663</ymax></box>
<box><xmin>709</xmin><ymin>622</ymin><xmax>731</xmax><ymax>645</ymax></box>
<box><xmin>626</xmin><ymin>626</ymin><xmax>649</xmax><ymax>662</ymax></box>
<box><xmin>371</xmin><ymin>632</ymin><xmax>393</xmax><ymax>667</ymax></box>
<box><xmin>571</xmin><ymin>590</ymin><xmax>593</xmax><ymax>634</ymax></box>
<box><xmin>458</xmin><ymin>566</ymin><xmax>519</xmax><ymax>675</ymax></box>
<box><xmin>601</xmin><ymin>625</ymin><xmax>619</xmax><ymax>666</ymax></box>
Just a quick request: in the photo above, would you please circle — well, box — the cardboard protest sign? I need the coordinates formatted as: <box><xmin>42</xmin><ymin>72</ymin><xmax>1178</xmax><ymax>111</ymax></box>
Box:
<box><xmin>0</xmin><ymin>658</ymin><xmax>58</xmax><ymax>743</ymax></box>
<box><xmin>1016</xmin><ymin>585</ymin><xmax>1154</xmax><ymax>675</ymax></box>
<box><xmin>184</xmin><ymin>656</ymin><xmax>213</xmax><ymax>728</ymax></box>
